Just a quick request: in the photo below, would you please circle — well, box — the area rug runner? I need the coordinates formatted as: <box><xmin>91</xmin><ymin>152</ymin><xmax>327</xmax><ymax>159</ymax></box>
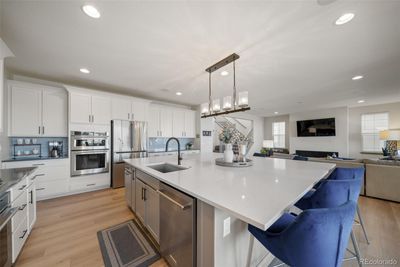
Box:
<box><xmin>97</xmin><ymin>220</ymin><xmax>160</xmax><ymax>267</ymax></box>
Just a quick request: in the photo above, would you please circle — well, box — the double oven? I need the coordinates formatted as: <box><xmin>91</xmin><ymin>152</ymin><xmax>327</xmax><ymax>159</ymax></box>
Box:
<box><xmin>70</xmin><ymin>131</ymin><xmax>110</xmax><ymax>176</ymax></box>
<box><xmin>0</xmin><ymin>191</ymin><xmax>17</xmax><ymax>267</ymax></box>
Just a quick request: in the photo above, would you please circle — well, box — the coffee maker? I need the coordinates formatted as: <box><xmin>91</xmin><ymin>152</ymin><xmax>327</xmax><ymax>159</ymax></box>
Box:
<box><xmin>48</xmin><ymin>141</ymin><xmax>63</xmax><ymax>158</ymax></box>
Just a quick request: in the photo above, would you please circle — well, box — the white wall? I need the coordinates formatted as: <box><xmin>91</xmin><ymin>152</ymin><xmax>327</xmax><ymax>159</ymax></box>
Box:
<box><xmin>289</xmin><ymin>107</ymin><xmax>349</xmax><ymax>157</ymax></box>
<box><xmin>348</xmin><ymin>101</ymin><xmax>400</xmax><ymax>159</ymax></box>
<box><xmin>264</xmin><ymin>114</ymin><xmax>290</xmax><ymax>149</ymax></box>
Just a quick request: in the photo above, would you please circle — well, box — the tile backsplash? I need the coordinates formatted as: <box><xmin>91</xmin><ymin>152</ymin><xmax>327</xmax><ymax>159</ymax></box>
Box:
<box><xmin>9</xmin><ymin>137</ymin><xmax>69</xmax><ymax>158</ymax></box>
<box><xmin>149</xmin><ymin>138</ymin><xmax>197</xmax><ymax>152</ymax></box>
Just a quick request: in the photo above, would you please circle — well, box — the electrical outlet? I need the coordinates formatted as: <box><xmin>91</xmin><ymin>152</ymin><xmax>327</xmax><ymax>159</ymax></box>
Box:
<box><xmin>223</xmin><ymin>217</ymin><xmax>231</xmax><ymax>237</ymax></box>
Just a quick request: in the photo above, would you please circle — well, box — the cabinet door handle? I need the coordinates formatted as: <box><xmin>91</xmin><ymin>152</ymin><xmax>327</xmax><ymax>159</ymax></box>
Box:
<box><xmin>143</xmin><ymin>188</ymin><xmax>146</xmax><ymax>201</ymax></box>
<box><xmin>19</xmin><ymin>230</ymin><xmax>28</xmax><ymax>239</ymax></box>
<box><xmin>38</xmin><ymin>126</ymin><xmax>41</xmax><ymax>134</ymax></box>
<box><xmin>128</xmin><ymin>113</ymin><xmax>130</xmax><ymax>120</ymax></box>
<box><xmin>19</xmin><ymin>204</ymin><xmax>27</xmax><ymax>211</ymax></box>
<box><xmin>42</xmin><ymin>126</ymin><xmax>45</xmax><ymax>135</ymax></box>
<box><xmin>36</xmin><ymin>188</ymin><xmax>45</xmax><ymax>191</ymax></box>
<box><xmin>29</xmin><ymin>191</ymin><xmax>33</xmax><ymax>204</ymax></box>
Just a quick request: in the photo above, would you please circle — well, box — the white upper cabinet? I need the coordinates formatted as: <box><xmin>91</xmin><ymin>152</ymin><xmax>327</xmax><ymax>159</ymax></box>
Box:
<box><xmin>111</xmin><ymin>98</ymin><xmax>149</xmax><ymax>122</ymax></box>
<box><xmin>148</xmin><ymin>105</ymin><xmax>161</xmax><ymax>137</ymax></box>
<box><xmin>160</xmin><ymin>108</ymin><xmax>173</xmax><ymax>137</ymax></box>
<box><xmin>112</xmin><ymin>98</ymin><xmax>131</xmax><ymax>120</ymax></box>
<box><xmin>184</xmin><ymin>110</ymin><xmax>196</xmax><ymax>138</ymax></box>
<box><xmin>91</xmin><ymin>95</ymin><xmax>111</xmax><ymax>125</ymax></box>
<box><xmin>172</xmin><ymin>109</ymin><xmax>196</xmax><ymax>138</ymax></box>
<box><xmin>150</xmin><ymin>105</ymin><xmax>195</xmax><ymax>138</ymax></box>
<box><xmin>42</xmin><ymin>88</ymin><xmax>68</xmax><ymax>136</ymax></box>
<box><xmin>148</xmin><ymin>105</ymin><xmax>172</xmax><ymax>137</ymax></box>
<box><xmin>172</xmin><ymin>109</ymin><xmax>185</xmax><ymax>138</ymax></box>
<box><xmin>70</xmin><ymin>92</ymin><xmax>91</xmax><ymax>124</ymax></box>
<box><xmin>8</xmin><ymin>81</ymin><xmax>67</xmax><ymax>137</ymax></box>
<box><xmin>70</xmin><ymin>92</ymin><xmax>111</xmax><ymax>125</ymax></box>
<box><xmin>10</xmin><ymin>84</ymin><xmax>42</xmax><ymax>136</ymax></box>
<box><xmin>132</xmin><ymin>101</ymin><xmax>148</xmax><ymax>121</ymax></box>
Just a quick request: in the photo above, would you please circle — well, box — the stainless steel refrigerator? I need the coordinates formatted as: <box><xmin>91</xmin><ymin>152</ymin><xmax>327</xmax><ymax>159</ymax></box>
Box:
<box><xmin>111</xmin><ymin>120</ymin><xmax>148</xmax><ymax>188</ymax></box>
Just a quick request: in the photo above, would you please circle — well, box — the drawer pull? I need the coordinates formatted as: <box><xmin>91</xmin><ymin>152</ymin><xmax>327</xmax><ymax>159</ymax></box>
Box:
<box><xmin>19</xmin><ymin>230</ymin><xmax>28</xmax><ymax>239</ymax></box>
<box><xmin>86</xmin><ymin>183</ymin><xmax>96</xmax><ymax>187</ymax></box>
<box><xmin>36</xmin><ymin>188</ymin><xmax>45</xmax><ymax>191</ymax></box>
<box><xmin>18</xmin><ymin>185</ymin><xmax>27</xmax><ymax>191</ymax></box>
<box><xmin>19</xmin><ymin>204</ymin><xmax>27</xmax><ymax>211</ymax></box>
<box><xmin>32</xmin><ymin>163</ymin><xmax>45</xmax><ymax>166</ymax></box>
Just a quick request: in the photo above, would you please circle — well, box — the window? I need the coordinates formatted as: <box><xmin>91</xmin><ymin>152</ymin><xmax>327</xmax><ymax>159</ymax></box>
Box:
<box><xmin>273</xmin><ymin>122</ymin><xmax>285</xmax><ymax>148</ymax></box>
<box><xmin>361</xmin><ymin>113</ymin><xmax>389</xmax><ymax>152</ymax></box>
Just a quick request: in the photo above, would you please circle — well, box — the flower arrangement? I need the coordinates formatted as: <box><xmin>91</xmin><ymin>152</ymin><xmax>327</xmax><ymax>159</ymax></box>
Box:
<box><xmin>219</xmin><ymin>126</ymin><xmax>234</xmax><ymax>144</ymax></box>
<box><xmin>219</xmin><ymin>124</ymin><xmax>252</xmax><ymax>145</ymax></box>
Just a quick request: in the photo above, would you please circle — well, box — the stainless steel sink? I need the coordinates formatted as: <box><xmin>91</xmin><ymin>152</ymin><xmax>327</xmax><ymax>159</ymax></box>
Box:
<box><xmin>147</xmin><ymin>163</ymin><xmax>189</xmax><ymax>173</ymax></box>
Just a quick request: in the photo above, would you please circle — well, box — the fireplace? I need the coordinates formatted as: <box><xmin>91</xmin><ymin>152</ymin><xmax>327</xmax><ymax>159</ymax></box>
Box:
<box><xmin>295</xmin><ymin>150</ymin><xmax>338</xmax><ymax>158</ymax></box>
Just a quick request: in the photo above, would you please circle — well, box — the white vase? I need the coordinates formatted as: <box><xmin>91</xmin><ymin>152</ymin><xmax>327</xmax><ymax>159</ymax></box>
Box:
<box><xmin>224</xmin><ymin>143</ymin><xmax>234</xmax><ymax>163</ymax></box>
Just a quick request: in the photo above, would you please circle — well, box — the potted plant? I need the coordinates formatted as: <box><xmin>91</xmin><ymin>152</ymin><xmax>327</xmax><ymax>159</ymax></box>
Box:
<box><xmin>219</xmin><ymin>127</ymin><xmax>234</xmax><ymax>163</ymax></box>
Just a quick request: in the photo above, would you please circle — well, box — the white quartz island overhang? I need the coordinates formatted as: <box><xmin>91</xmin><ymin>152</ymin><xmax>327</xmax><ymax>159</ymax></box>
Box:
<box><xmin>124</xmin><ymin>153</ymin><xmax>335</xmax><ymax>231</ymax></box>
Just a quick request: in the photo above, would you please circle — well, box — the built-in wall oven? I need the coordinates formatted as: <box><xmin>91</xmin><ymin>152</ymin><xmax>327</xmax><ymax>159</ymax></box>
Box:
<box><xmin>70</xmin><ymin>131</ymin><xmax>110</xmax><ymax>177</ymax></box>
<box><xmin>0</xmin><ymin>191</ymin><xmax>18</xmax><ymax>267</ymax></box>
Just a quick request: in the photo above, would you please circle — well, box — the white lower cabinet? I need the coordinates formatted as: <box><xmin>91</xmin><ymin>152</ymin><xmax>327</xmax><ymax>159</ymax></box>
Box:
<box><xmin>133</xmin><ymin>172</ymin><xmax>160</xmax><ymax>243</ymax></box>
<box><xmin>10</xmin><ymin>173</ymin><xmax>37</xmax><ymax>263</ymax></box>
<box><xmin>12</xmin><ymin>216</ymin><xmax>29</xmax><ymax>263</ymax></box>
<box><xmin>27</xmin><ymin>183</ymin><xmax>37</xmax><ymax>232</ymax></box>
<box><xmin>69</xmin><ymin>174</ymin><xmax>110</xmax><ymax>193</ymax></box>
<box><xmin>3</xmin><ymin>159</ymin><xmax>70</xmax><ymax>201</ymax></box>
<box><xmin>135</xmin><ymin>179</ymin><xmax>146</xmax><ymax>224</ymax></box>
<box><xmin>36</xmin><ymin>180</ymin><xmax>69</xmax><ymax>200</ymax></box>
<box><xmin>144</xmin><ymin>186</ymin><xmax>159</xmax><ymax>242</ymax></box>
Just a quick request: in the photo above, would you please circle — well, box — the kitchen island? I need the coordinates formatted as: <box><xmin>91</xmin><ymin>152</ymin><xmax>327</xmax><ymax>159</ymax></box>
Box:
<box><xmin>124</xmin><ymin>153</ymin><xmax>335</xmax><ymax>267</ymax></box>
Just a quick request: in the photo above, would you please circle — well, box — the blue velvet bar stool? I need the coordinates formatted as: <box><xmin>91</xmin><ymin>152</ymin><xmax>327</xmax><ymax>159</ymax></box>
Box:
<box><xmin>328</xmin><ymin>167</ymin><xmax>369</xmax><ymax>244</ymax></box>
<box><xmin>294</xmin><ymin>178</ymin><xmax>364</xmax><ymax>266</ymax></box>
<box><xmin>246</xmin><ymin>201</ymin><xmax>357</xmax><ymax>267</ymax></box>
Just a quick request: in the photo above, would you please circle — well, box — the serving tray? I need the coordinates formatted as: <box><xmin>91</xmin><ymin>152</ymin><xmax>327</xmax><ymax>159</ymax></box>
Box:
<box><xmin>215</xmin><ymin>158</ymin><xmax>253</xmax><ymax>167</ymax></box>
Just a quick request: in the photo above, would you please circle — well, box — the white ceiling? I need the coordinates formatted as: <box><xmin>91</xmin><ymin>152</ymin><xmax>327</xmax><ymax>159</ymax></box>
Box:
<box><xmin>1</xmin><ymin>0</ymin><xmax>400</xmax><ymax>116</ymax></box>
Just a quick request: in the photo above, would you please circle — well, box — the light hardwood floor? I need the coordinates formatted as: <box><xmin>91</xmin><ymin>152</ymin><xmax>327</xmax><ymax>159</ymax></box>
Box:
<box><xmin>15</xmin><ymin>189</ymin><xmax>399</xmax><ymax>267</ymax></box>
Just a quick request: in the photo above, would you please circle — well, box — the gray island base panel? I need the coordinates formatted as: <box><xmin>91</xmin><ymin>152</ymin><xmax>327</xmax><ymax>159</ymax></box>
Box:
<box><xmin>124</xmin><ymin>153</ymin><xmax>335</xmax><ymax>266</ymax></box>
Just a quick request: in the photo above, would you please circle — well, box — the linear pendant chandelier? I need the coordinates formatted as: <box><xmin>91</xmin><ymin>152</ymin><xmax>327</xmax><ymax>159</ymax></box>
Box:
<box><xmin>201</xmin><ymin>53</ymin><xmax>250</xmax><ymax>118</ymax></box>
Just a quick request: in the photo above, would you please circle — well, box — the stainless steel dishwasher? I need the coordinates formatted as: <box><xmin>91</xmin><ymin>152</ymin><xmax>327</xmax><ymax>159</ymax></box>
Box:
<box><xmin>159</xmin><ymin>182</ymin><xmax>196</xmax><ymax>267</ymax></box>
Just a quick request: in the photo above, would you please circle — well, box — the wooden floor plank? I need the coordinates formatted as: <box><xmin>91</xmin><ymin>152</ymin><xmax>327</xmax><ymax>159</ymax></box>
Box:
<box><xmin>15</xmin><ymin>189</ymin><xmax>399</xmax><ymax>267</ymax></box>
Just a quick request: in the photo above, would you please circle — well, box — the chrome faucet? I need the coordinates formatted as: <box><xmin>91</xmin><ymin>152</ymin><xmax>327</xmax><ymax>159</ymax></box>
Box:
<box><xmin>165</xmin><ymin>137</ymin><xmax>182</xmax><ymax>165</ymax></box>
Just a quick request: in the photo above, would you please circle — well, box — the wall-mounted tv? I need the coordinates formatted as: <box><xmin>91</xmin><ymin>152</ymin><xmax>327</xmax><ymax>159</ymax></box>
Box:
<box><xmin>296</xmin><ymin>118</ymin><xmax>336</xmax><ymax>137</ymax></box>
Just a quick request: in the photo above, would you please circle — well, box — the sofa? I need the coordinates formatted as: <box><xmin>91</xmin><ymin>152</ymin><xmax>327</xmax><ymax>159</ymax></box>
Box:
<box><xmin>363</xmin><ymin>159</ymin><xmax>400</xmax><ymax>202</ymax></box>
<box><xmin>270</xmin><ymin>154</ymin><xmax>399</xmax><ymax>202</ymax></box>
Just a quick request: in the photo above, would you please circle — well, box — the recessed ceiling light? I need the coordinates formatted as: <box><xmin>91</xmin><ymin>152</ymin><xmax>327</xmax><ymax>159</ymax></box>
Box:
<box><xmin>220</xmin><ymin>71</ymin><xmax>229</xmax><ymax>76</ymax></box>
<box><xmin>82</xmin><ymin>5</ymin><xmax>101</xmax><ymax>19</ymax></box>
<box><xmin>352</xmin><ymin>75</ymin><xmax>363</xmax><ymax>80</ymax></box>
<box><xmin>80</xmin><ymin>68</ymin><xmax>90</xmax><ymax>74</ymax></box>
<box><xmin>176</xmin><ymin>92</ymin><xmax>182</xmax><ymax>96</ymax></box>
<box><xmin>335</xmin><ymin>13</ymin><xmax>355</xmax><ymax>25</ymax></box>
<box><xmin>274</xmin><ymin>111</ymin><xmax>279</xmax><ymax>114</ymax></box>
<box><xmin>357</xmin><ymin>100</ymin><xmax>365</xmax><ymax>104</ymax></box>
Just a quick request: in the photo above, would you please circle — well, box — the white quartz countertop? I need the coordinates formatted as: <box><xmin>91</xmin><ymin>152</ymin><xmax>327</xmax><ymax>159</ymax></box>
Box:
<box><xmin>124</xmin><ymin>153</ymin><xmax>335</xmax><ymax>230</ymax></box>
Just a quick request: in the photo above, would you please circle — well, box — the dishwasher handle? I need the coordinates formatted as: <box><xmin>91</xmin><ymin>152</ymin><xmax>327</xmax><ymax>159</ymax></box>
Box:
<box><xmin>158</xmin><ymin>189</ymin><xmax>192</xmax><ymax>210</ymax></box>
